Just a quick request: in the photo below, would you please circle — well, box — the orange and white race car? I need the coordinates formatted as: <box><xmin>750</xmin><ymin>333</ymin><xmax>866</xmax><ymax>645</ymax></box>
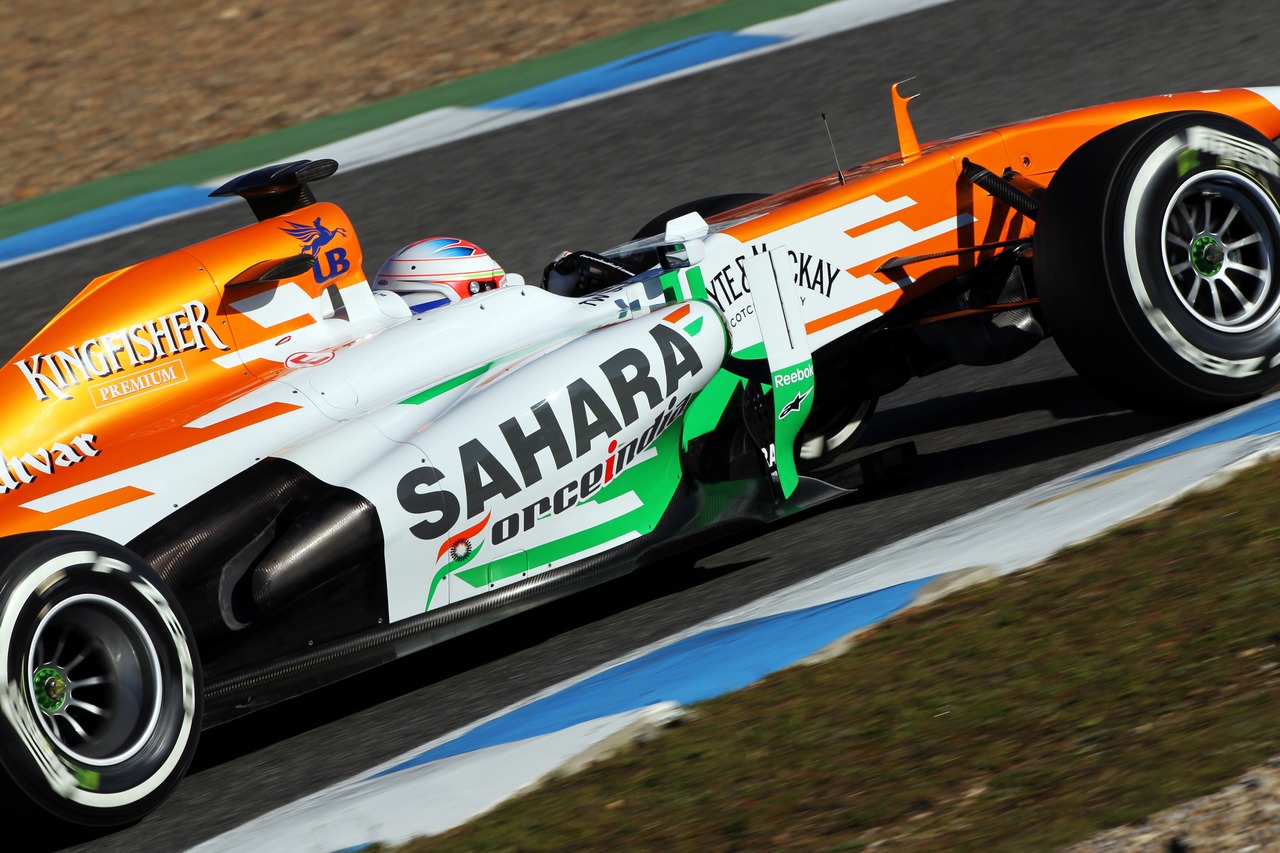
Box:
<box><xmin>4</xmin><ymin>86</ymin><xmax>1280</xmax><ymax>828</ymax></box>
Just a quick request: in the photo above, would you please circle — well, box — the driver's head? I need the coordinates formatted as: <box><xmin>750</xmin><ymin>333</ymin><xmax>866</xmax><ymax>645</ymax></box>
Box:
<box><xmin>373</xmin><ymin>237</ymin><xmax>506</xmax><ymax>313</ymax></box>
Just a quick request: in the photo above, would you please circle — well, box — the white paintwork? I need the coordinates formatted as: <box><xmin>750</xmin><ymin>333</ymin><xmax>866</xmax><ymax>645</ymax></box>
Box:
<box><xmin>693</xmin><ymin>193</ymin><xmax>976</xmax><ymax>351</ymax></box>
<box><xmin>192</xmin><ymin>387</ymin><xmax>1280</xmax><ymax>853</ymax></box>
<box><xmin>374</xmin><ymin>300</ymin><xmax>727</xmax><ymax>620</ymax></box>
<box><xmin>1246</xmin><ymin>86</ymin><xmax>1280</xmax><ymax>113</ymax></box>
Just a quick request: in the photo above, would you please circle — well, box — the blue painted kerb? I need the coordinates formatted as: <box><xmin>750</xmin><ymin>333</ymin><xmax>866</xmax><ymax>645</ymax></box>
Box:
<box><xmin>374</xmin><ymin>575</ymin><xmax>932</xmax><ymax>778</ymax></box>
<box><xmin>482</xmin><ymin>31</ymin><xmax>781</xmax><ymax>110</ymax></box>
<box><xmin>1083</xmin><ymin>396</ymin><xmax>1280</xmax><ymax>479</ymax></box>
<box><xmin>0</xmin><ymin>186</ymin><xmax>223</xmax><ymax>264</ymax></box>
<box><xmin>0</xmin><ymin>31</ymin><xmax>781</xmax><ymax>267</ymax></box>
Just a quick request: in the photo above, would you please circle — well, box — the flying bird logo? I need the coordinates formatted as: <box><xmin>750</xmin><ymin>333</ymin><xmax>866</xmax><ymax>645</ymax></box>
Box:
<box><xmin>280</xmin><ymin>217</ymin><xmax>349</xmax><ymax>256</ymax></box>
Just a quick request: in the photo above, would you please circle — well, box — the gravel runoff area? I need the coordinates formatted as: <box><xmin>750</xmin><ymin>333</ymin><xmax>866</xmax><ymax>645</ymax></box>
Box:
<box><xmin>1062</xmin><ymin>759</ymin><xmax>1280</xmax><ymax>852</ymax></box>
<box><xmin>5</xmin><ymin>2</ymin><xmax>1278</xmax><ymax>849</ymax></box>
<box><xmin>0</xmin><ymin>0</ymin><xmax>723</xmax><ymax>207</ymax></box>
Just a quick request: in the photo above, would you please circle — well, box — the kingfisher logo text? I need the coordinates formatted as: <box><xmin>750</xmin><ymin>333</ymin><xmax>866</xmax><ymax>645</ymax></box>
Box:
<box><xmin>14</xmin><ymin>301</ymin><xmax>228</xmax><ymax>403</ymax></box>
<box><xmin>93</xmin><ymin>361</ymin><xmax>187</xmax><ymax>408</ymax></box>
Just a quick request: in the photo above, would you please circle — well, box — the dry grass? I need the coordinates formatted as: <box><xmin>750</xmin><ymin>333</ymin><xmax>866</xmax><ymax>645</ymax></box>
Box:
<box><xmin>394</xmin><ymin>457</ymin><xmax>1280</xmax><ymax>851</ymax></box>
<box><xmin>0</xmin><ymin>0</ymin><xmax>723</xmax><ymax>205</ymax></box>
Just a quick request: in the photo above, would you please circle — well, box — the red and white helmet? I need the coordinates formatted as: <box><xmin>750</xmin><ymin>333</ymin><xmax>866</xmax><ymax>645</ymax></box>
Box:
<box><xmin>373</xmin><ymin>237</ymin><xmax>507</xmax><ymax>313</ymax></box>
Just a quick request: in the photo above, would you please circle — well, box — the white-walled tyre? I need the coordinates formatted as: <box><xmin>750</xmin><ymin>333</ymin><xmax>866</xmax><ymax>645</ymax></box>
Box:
<box><xmin>0</xmin><ymin>533</ymin><xmax>201</xmax><ymax>827</ymax></box>
<box><xmin>1035</xmin><ymin>112</ymin><xmax>1280</xmax><ymax>413</ymax></box>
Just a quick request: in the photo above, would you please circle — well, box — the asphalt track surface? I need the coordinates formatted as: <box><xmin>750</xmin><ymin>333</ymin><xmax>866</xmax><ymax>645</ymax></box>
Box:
<box><xmin>7</xmin><ymin>0</ymin><xmax>1277</xmax><ymax>849</ymax></box>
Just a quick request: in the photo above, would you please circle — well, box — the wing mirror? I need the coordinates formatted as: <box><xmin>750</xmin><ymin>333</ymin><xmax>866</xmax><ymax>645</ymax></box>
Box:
<box><xmin>659</xmin><ymin>211</ymin><xmax>708</xmax><ymax>269</ymax></box>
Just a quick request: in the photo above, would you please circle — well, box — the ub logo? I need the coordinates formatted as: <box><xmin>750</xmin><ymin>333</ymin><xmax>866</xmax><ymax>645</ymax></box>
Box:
<box><xmin>281</xmin><ymin>217</ymin><xmax>351</xmax><ymax>283</ymax></box>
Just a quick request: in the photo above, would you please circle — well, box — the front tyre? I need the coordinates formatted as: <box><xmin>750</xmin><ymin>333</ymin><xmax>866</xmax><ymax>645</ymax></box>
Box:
<box><xmin>1034</xmin><ymin>111</ymin><xmax>1280</xmax><ymax>413</ymax></box>
<box><xmin>0</xmin><ymin>533</ymin><xmax>201</xmax><ymax>827</ymax></box>
<box><xmin>797</xmin><ymin>395</ymin><xmax>876</xmax><ymax>473</ymax></box>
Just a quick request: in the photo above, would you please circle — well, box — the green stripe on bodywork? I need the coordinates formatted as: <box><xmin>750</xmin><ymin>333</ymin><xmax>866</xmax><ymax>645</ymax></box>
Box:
<box><xmin>682</xmin><ymin>341</ymin><xmax>765</xmax><ymax>445</ymax></box>
<box><xmin>425</xmin><ymin>559</ymin><xmax>457</xmax><ymax>612</ymax></box>
<box><xmin>439</xmin><ymin>426</ymin><xmax>684</xmax><ymax>598</ymax></box>
<box><xmin>682</xmin><ymin>368</ymin><xmax>744</xmax><ymax>445</ymax></box>
<box><xmin>401</xmin><ymin>362</ymin><xmax>493</xmax><ymax>405</ymax></box>
<box><xmin>660</xmin><ymin>265</ymin><xmax>710</xmax><ymax>303</ymax></box>
<box><xmin>771</xmin><ymin>357</ymin><xmax>815</xmax><ymax>498</ymax></box>
<box><xmin>684</xmin><ymin>265</ymin><xmax>708</xmax><ymax>300</ymax></box>
<box><xmin>520</xmin><ymin>427</ymin><xmax>684</xmax><ymax>576</ymax></box>
<box><xmin>430</xmin><ymin>548</ymin><xmax>527</xmax><ymax>607</ymax></box>
<box><xmin>455</xmin><ymin>550</ymin><xmax>528</xmax><ymax>590</ymax></box>
<box><xmin>660</xmin><ymin>269</ymin><xmax>685</xmax><ymax>303</ymax></box>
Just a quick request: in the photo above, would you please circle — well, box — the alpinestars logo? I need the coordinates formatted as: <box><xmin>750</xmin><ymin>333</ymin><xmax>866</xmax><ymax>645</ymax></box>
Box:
<box><xmin>399</xmin><ymin>323</ymin><xmax>703</xmax><ymax>551</ymax></box>
<box><xmin>779</xmin><ymin>390</ymin><xmax>809</xmax><ymax>419</ymax></box>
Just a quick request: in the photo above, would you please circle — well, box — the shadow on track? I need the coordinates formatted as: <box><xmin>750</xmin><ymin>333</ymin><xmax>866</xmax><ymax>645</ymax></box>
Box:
<box><xmin>855</xmin><ymin>373</ymin><xmax>1187</xmax><ymax>493</ymax></box>
<box><xmin>188</xmin><ymin>554</ymin><xmax>769</xmax><ymax>775</ymax></box>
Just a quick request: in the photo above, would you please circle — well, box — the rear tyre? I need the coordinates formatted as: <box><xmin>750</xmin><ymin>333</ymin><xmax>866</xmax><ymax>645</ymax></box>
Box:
<box><xmin>1034</xmin><ymin>111</ymin><xmax>1280</xmax><ymax>413</ymax></box>
<box><xmin>0</xmin><ymin>532</ymin><xmax>201</xmax><ymax>827</ymax></box>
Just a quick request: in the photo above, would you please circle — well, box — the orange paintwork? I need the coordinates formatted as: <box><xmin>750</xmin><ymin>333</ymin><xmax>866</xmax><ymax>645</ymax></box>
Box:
<box><xmin>0</xmin><ymin>202</ymin><xmax>365</xmax><ymax>534</ymax></box>
<box><xmin>891</xmin><ymin>81</ymin><xmax>922</xmax><ymax>163</ymax></box>
<box><xmin>6</xmin><ymin>89</ymin><xmax>1280</xmax><ymax>539</ymax></box>
<box><xmin>663</xmin><ymin>304</ymin><xmax>693</xmax><ymax>324</ymax></box>
<box><xmin>12</xmin><ymin>486</ymin><xmax>155</xmax><ymax>532</ymax></box>
<box><xmin>721</xmin><ymin>88</ymin><xmax>1280</xmax><ymax>334</ymax></box>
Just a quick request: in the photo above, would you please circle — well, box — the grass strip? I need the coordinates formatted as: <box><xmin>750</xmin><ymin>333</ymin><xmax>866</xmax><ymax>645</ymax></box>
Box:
<box><xmin>0</xmin><ymin>0</ymin><xmax>833</xmax><ymax>240</ymax></box>
<box><xmin>397</xmin><ymin>455</ymin><xmax>1280</xmax><ymax>851</ymax></box>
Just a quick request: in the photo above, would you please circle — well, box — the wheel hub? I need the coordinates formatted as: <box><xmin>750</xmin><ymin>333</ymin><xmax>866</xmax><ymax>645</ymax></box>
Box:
<box><xmin>33</xmin><ymin>666</ymin><xmax>67</xmax><ymax>713</ymax></box>
<box><xmin>1190</xmin><ymin>234</ymin><xmax>1226</xmax><ymax>277</ymax></box>
<box><xmin>29</xmin><ymin>593</ymin><xmax>165</xmax><ymax>765</ymax></box>
<box><xmin>1163</xmin><ymin>173</ymin><xmax>1280</xmax><ymax>333</ymax></box>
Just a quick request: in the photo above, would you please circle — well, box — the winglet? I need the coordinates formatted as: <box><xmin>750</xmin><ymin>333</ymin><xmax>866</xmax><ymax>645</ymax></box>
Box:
<box><xmin>892</xmin><ymin>80</ymin><xmax>921</xmax><ymax>164</ymax></box>
<box><xmin>740</xmin><ymin>246</ymin><xmax>813</xmax><ymax>499</ymax></box>
<box><xmin>209</xmin><ymin>159</ymin><xmax>339</xmax><ymax>222</ymax></box>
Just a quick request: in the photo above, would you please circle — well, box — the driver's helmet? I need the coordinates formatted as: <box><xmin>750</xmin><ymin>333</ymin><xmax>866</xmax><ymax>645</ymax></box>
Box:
<box><xmin>372</xmin><ymin>237</ymin><xmax>506</xmax><ymax>313</ymax></box>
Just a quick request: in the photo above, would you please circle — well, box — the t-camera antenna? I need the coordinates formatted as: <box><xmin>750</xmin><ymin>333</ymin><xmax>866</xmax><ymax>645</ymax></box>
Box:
<box><xmin>821</xmin><ymin>112</ymin><xmax>845</xmax><ymax>186</ymax></box>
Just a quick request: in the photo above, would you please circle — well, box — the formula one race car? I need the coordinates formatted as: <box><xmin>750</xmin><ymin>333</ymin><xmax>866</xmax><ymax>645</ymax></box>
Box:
<box><xmin>5</xmin><ymin>85</ymin><xmax>1280</xmax><ymax>828</ymax></box>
